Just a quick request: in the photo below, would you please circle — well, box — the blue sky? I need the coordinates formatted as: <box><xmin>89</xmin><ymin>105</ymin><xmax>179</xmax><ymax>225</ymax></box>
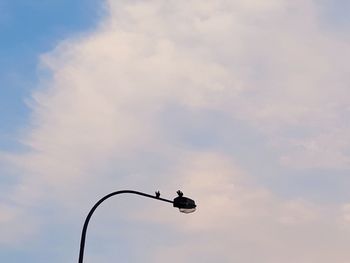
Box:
<box><xmin>1</xmin><ymin>1</ymin><xmax>350</xmax><ymax>262</ymax></box>
<box><xmin>0</xmin><ymin>0</ymin><xmax>101</xmax><ymax>150</ymax></box>
<box><xmin>1</xmin><ymin>1</ymin><xmax>101</xmax><ymax>261</ymax></box>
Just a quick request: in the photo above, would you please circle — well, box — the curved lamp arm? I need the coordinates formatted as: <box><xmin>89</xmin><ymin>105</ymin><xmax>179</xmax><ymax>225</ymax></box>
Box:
<box><xmin>78</xmin><ymin>190</ymin><xmax>196</xmax><ymax>263</ymax></box>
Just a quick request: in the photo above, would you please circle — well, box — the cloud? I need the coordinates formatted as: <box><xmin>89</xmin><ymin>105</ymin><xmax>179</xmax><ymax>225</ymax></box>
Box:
<box><xmin>135</xmin><ymin>152</ymin><xmax>350</xmax><ymax>263</ymax></box>
<box><xmin>339</xmin><ymin>203</ymin><xmax>350</xmax><ymax>228</ymax></box>
<box><xmin>0</xmin><ymin>204</ymin><xmax>38</xmax><ymax>245</ymax></box>
<box><xmin>1</xmin><ymin>0</ymin><xmax>349</xmax><ymax>261</ymax></box>
<box><xmin>104</xmin><ymin>0</ymin><xmax>350</xmax><ymax>169</ymax></box>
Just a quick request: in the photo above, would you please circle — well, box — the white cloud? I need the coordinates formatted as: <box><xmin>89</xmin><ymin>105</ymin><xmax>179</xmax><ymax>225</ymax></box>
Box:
<box><xmin>339</xmin><ymin>203</ymin><xmax>350</xmax><ymax>228</ymax></box>
<box><xmin>1</xmin><ymin>0</ymin><xmax>350</xmax><ymax>261</ymax></box>
<box><xmin>103</xmin><ymin>0</ymin><xmax>350</xmax><ymax>169</ymax></box>
<box><xmin>136</xmin><ymin>152</ymin><xmax>350</xmax><ymax>263</ymax></box>
<box><xmin>0</xmin><ymin>204</ymin><xmax>38</xmax><ymax>245</ymax></box>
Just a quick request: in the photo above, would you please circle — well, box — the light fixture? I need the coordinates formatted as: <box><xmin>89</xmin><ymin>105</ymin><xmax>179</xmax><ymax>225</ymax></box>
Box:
<box><xmin>173</xmin><ymin>190</ymin><xmax>197</xmax><ymax>213</ymax></box>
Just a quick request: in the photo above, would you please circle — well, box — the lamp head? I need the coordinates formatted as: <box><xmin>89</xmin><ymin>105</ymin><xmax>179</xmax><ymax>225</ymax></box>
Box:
<box><xmin>173</xmin><ymin>191</ymin><xmax>196</xmax><ymax>213</ymax></box>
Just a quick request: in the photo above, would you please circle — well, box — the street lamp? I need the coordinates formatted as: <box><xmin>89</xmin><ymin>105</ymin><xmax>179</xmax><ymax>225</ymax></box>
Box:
<box><xmin>78</xmin><ymin>190</ymin><xmax>196</xmax><ymax>263</ymax></box>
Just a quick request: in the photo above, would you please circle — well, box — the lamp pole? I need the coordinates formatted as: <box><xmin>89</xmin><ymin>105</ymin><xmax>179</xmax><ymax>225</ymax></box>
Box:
<box><xmin>78</xmin><ymin>190</ymin><xmax>196</xmax><ymax>263</ymax></box>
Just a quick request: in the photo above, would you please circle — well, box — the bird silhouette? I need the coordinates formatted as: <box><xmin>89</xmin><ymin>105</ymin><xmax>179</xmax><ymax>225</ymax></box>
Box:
<box><xmin>177</xmin><ymin>190</ymin><xmax>183</xmax><ymax>197</ymax></box>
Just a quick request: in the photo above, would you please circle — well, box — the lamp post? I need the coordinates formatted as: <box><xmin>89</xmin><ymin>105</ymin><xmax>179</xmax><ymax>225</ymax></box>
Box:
<box><xmin>78</xmin><ymin>190</ymin><xmax>196</xmax><ymax>263</ymax></box>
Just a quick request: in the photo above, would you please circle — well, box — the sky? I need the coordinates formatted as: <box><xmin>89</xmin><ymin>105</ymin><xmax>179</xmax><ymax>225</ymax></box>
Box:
<box><xmin>0</xmin><ymin>0</ymin><xmax>350</xmax><ymax>262</ymax></box>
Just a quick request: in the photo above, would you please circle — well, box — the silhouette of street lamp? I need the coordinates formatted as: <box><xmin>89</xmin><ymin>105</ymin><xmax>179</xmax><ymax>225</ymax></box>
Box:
<box><xmin>78</xmin><ymin>190</ymin><xmax>196</xmax><ymax>263</ymax></box>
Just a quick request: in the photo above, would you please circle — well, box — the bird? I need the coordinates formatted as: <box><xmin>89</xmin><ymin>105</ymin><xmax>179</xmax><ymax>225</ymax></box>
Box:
<box><xmin>177</xmin><ymin>190</ymin><xmax>183</xmax><ymax>197</ymax></box>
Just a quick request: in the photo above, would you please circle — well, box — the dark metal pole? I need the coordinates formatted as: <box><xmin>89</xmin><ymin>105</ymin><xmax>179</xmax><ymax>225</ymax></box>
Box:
<box><xmin>78</xmin><ymin>190</ymin><xmax>174</xmax><ymax>263</ymax></box>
